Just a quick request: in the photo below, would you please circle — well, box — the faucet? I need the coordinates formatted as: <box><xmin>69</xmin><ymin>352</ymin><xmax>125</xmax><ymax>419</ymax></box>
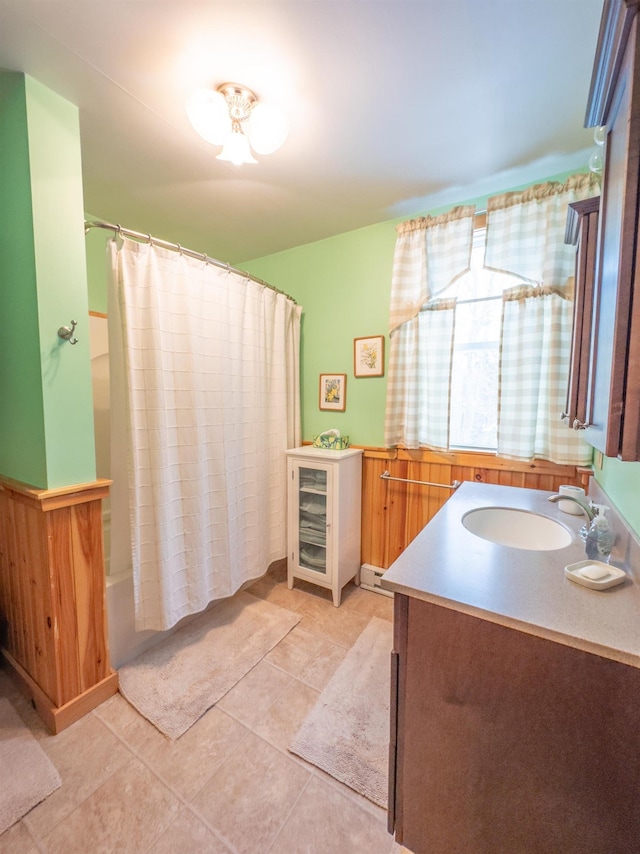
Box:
<box><xmin>547</xmin><ymin>493</ymin><xmax>596</xmax><ymax>521</ymax></box>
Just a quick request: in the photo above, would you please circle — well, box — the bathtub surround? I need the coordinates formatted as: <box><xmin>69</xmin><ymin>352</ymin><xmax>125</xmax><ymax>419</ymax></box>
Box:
<box><xmin>290</xmin><ymin>616</ymin><xmax>392</xmax><ymax>808</ymax></box>
<box><xmin>109</xmin><ymin>237</ymin><xmax>301</xmax><ymax>631</ymax></box>
<box><xmin>117</xmin><ymin>592</ymin><xmax>300</xmax><ymax>739</ymax></box>
<box><xmin>0</xmin><ymin>698</ymin><xmax>61</xmax><ymax>834</ymax></box>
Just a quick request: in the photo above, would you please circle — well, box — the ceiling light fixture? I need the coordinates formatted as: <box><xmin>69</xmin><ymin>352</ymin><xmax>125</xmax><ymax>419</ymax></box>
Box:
<box><xmin>186</xmin><ymin>83</ymin><xmax>288</xmax><ymax>166</ymax></box>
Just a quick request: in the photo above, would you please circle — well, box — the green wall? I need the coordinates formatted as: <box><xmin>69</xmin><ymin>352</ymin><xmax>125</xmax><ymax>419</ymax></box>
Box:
<box><xmin>0</xmin><ymin>72</ymin><xmax>95</xmax><ymax>488</ymax></box>
<box><xmin>0</xmin><ymin>73</ymin><xmax>47</xmax><ymax>485</ymax></box>
<box><xmin>241</xmin><ymin>169</ymin><xmax>586</xmax><ymax>448</ymax></box>
<box><xmin>596</xmin><ymin>458</ymin><xmax>640</xmax><ymax>534</ymax></box>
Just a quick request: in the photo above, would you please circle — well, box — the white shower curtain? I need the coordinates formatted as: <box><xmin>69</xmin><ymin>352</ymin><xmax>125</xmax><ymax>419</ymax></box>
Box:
<box><xmin>108</xmin><ymin>238</ymin><xmax>301</xmax><ymax>632</ymax></box>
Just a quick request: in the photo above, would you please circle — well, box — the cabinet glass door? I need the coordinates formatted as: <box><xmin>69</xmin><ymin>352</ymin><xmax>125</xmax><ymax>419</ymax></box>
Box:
<box><xmin>298</xmin><ymin>466</ymin><xmax>327</xmax><ymax>574</ymax></box>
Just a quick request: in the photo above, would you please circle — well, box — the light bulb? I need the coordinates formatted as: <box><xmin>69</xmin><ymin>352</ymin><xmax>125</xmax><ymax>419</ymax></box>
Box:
<box><xmin>185</xmin><ymin>88</ymin><xmax>230</xmax><ymax>145</ymax></box>
<box><xmin>248</xmin><ymin>102</ymin><xmax>289</xmax><ymax>155</ymax></box>
<box><xmin>216</xmin><ymin>127</ymin><xmax>257</xmax><ymax>165</ymax></box>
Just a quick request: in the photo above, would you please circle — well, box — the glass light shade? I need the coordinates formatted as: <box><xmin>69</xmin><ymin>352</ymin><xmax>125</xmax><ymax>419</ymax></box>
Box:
<box><xmin>593</xmin><ymin>125</ymin><xmax>607</xmax><ymax>146</ymax></box>
<box><xmin>185</xmin><ymin>88</ymin><xmax>230</xmax><ymax>145</ymax></box>
<box><xmin>216</xmin><ymin>128</ymin><xmax>257</xmax><ymax>165</ymax></box>
<box><xmin>248</xmin><ymin>102</ymin><xmax>289</xmax><ymax>155</ymax></box>
<box><xmin>588</xmin><ymin>149</ymin><xmax>604</xmax><ymax>174</ymax></box>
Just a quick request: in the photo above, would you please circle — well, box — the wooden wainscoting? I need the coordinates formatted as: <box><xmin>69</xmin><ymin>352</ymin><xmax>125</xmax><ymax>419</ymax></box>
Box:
<box><xmin>360</xmin><ymin>448</ymin><xmax>592</xmax><ymax>570</ymax></box>
<box><xmin>0</xmin><ymin>476</ymin><xmax>118</xmax><ymax>733</ymax></box>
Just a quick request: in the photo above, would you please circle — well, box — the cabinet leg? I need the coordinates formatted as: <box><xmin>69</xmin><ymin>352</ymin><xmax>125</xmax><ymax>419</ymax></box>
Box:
<box><xmin>333</xmin><ymin>588</ymin><xmax>341</xmax><ymax>607</ymax></box>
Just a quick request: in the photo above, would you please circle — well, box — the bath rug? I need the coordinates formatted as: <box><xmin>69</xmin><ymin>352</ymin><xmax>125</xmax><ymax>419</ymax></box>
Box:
<box><xmin>289</xmin><ymin>616</ymin><xmax>391</xmax><ymax>808</ymax></box>
<box><xmin>118</xmin><ymin>591</ymin><xmax>300</xmax><ymax>739</ymax></box>
<box><xmin>0</xmin><ymin>699</ymin><xmax>61</xmax><ymax>834</ymax></box>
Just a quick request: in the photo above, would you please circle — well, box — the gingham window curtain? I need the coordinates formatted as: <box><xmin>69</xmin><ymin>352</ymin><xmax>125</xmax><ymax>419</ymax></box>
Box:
<box><xmin>384</xmin><ymin>173</ymin><xmax>600</xmax><ymax>460</ymax></box>
<box><xmin>486</xmin><ymin>173</ymin><xmax>600</xmax><ymax>464</ymax></box>
<box><xmin>384</xmin><ymin>207</ymin><xmax>475</xmax><ymax>449</ymax></box>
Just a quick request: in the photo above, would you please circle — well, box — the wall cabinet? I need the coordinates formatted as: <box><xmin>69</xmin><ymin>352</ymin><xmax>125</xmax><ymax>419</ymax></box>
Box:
<box><xmin>285</xmin><ymin>446</ymin><xmax>362</xmax><ymax>606</ymax></box>
<box><xmin>389</xmin><ymin>594</ymin><xmax>640</xmax><ymax>854</ymax></box>
<box><xmin>580</xmin><ymin>0</ymin><xmax>640</xmax><ymax>459</ymax></box>
<box><xmin>564</xmin><ymin>196</ymin><xmax>600</xmax><ymax>431</ymax></box>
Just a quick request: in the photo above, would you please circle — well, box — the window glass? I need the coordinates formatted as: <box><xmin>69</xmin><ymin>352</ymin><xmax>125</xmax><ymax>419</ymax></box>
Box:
<box><xmin>448</xmin><ymin>229</ymin><xmax>523</xmax><ymax>450</ymax></box>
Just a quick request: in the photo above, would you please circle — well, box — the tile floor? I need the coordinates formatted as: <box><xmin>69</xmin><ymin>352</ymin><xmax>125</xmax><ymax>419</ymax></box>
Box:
<box><xmin>0</xmin><ymin>565</ymin><xmax>409</xmax><ymax>854</ymax></box>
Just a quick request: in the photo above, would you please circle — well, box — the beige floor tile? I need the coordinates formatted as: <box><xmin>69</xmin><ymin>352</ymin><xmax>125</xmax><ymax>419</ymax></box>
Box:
<box><xmin>311</xmin><ymin>765</ymin><xmax>390</xmax><ymax>825</ymax></box>
<box><xmin>192</xmin><ymin>731</ymin><xmax>310</xmax><ymax>854</ymax></box>
<box><xmin>96</xmin><ymin>693</ymin><xmax>250</xmax><ymax>800</ymax></box>
<box><xmin>0</xmin><ymin>821</ymin><xmax>38</xmax><ymax>854</ymax></box>
<box><xmin>5</xmin><ymin>577</ymin><xmax>394</xmax><ymax>852</ymax></box>
<box><xmin>299</xmin><ymin>640</ymin><xmax>348</xmax><ymax>690</ymax></box>
<box><xmin>0</xmin><ymin>669</ymin><xmax>50</xmax><ymax>741</ymax></box>
<box><xmin>145</xmin><ymin>807</ymin><xmax>232</xmax><ymax>853</ymax></box>
<box><xmin>253</xmin><ymin>678</ymin><xmax>320</xmax><ymax>751</ymax></box>
<box><xmin>42</xmin><ymin>757</ymin><xmax>181</xmax><ymax>854</ymax></box>
<box><xmin>216</xmin><ymin>660</ymin><xmax>292</xmax><ymax>727</ymax></box>
<box><xmin>26</xmin><ymin>713</ymin><xmax>133</xmax><ymax>838</ymax></box>
<box><xmin>245</xmin><ymin>573</ymin><xmax>277</xmax><ymax>600</ymax></box>
<box><xmin>341</xmin><ymin>584</ymin><xmax>395</xmax><ymax>621</ymax></box>
<box><xmin>300</xmin><ymin>605</ymin><xmax>372</xmax><ymax>648</ymax></box>
<box><xmin>263</xmin><ymin>625</ymin><xmax>325</xmax><ymax>676</ymax></box>
<box><xmin>269</xmin><ymin>775</ymin><xmax>393</xmax><ymax>854</ymax></box>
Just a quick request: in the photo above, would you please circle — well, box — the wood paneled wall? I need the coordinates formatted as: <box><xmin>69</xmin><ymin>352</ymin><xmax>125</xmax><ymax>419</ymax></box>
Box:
<box><xmin>0</xmin><ymin>476</ymin><xmax>118</xmax><ymax>733</ymax></box>
<box><xmin>360</xmin><ymin>448</ymin><xmax>591</xmax><ymax>569</ymax></box>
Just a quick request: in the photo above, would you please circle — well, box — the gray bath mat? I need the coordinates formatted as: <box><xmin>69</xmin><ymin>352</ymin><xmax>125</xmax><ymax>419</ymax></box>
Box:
<box><xmin>289</xmin><ymin>616</ymin><xmax>392</xmax><ymax>807</ymax></box>
<box><xmin>118</xmin><ymin>591</ymin><xmax>300</xmax><ymax>739</ymax></box>
<box><xmin>0</xmin><ymin>699</ymin><xmax>61</xmax><ymax>834</ymax></box>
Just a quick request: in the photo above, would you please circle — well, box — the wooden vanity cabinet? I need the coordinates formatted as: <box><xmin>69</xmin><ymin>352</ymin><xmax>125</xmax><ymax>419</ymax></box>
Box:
<box><xmin>582</xmin><ymin>0</ymin><xmax>640</xmax><ymax>459</ymax></box>
<box><xmin>389</xmin><ymin>594</ymin><xmax>640</xmax><ymax>854</ymax></box>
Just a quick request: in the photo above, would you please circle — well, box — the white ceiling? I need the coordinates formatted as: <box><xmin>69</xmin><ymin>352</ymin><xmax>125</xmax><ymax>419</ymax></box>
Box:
<box><xmin>0</xmin><ymin>0</ymin><xmax>603</xmax><ymax>264</ymax></box>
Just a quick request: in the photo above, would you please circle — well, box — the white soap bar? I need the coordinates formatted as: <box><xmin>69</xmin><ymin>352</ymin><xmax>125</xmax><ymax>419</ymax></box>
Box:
<box><xmin>579</xmin><ymin>564</ymin><xmax>610</xmax><ymax>580</ymax></box>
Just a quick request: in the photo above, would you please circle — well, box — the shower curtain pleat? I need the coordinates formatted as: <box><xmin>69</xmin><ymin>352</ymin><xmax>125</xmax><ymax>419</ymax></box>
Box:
<box><xmin>108</xmin><ymin>238</ymin><xmax>301</xmax><ymax>632</ymax></box>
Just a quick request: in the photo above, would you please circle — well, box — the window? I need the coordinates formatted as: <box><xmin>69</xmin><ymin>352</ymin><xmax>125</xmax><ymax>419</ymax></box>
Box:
<box><xmin>385</xmin><ymin>174</ymin><xmax>597</xmax><ymax>465</ymax></box>
<box><xmin>447</xmin><ymin>227</ymin><xmax>521</xmax><ymax>451</ymax></box>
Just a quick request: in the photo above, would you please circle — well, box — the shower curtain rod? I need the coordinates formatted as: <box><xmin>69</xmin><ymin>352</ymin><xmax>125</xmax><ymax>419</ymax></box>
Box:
<box><xmin>84</xmin><ymin>219</ymin><xmax>297</xmax><ymax>305</ymax></box>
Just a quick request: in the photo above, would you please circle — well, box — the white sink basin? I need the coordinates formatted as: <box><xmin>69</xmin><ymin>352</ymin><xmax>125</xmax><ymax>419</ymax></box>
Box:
<box><xmin>462</xmin><ymin>506</ymin><xmax>573</xmax><ymax>551</ymax></box>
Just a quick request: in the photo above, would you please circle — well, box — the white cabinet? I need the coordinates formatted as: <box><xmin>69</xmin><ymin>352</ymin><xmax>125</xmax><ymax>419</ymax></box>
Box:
<box><xmin>285</xmin><ymin>446</ymin><xmax>363</xmax><ymax>606</ymax></box>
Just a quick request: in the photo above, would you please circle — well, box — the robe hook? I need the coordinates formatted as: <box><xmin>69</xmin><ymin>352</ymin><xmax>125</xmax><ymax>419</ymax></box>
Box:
<box><xmin>58</xmin><ymin>319</ymin><xmax>78</xmax><ymax>345</ymax></box>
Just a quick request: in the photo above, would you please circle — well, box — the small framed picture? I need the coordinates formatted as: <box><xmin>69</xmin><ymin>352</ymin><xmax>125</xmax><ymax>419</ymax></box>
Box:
<box><xmin>354</xmin><ymin>335</ymin><xmax>385</xmax><ymax>377</ymax></box>
<box><xmin>319</xmin><ymin>373</ymin><xmax>347</xmax><ymax>411</ymax></box>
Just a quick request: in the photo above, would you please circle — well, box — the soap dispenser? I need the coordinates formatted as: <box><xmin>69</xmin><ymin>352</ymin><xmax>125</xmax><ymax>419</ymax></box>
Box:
<box><xmin>585</xmin><ymin>506</ymin><xmax>612</xmax><ymax>562</ymax></box>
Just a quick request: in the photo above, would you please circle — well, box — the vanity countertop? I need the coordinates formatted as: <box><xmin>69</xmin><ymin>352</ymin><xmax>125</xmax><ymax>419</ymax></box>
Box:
<box><xmin>381</xmin><ymin>481</ymin><xmax>640</xmax><ymax>668</ymax></box>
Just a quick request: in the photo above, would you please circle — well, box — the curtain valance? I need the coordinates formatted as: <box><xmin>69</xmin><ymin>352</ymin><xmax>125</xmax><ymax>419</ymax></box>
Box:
<box><xmin>484</xmin><ymin>172</ymin><xmax>601</xmax><ymax>286</ymax></box>
<box><xmin>389</xmin><ymin>205</ymin><xmax>475</xmax><ymax>333</ymax></box>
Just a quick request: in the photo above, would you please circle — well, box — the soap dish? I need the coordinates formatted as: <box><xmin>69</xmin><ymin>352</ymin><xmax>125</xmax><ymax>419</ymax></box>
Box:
<box><xmin>564</xmin><ymin>560</ymin><xmax>626</xmax><ymax>590</ymax></box>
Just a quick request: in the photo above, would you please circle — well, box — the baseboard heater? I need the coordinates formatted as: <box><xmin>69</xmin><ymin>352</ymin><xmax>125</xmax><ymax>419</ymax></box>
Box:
<box><xmin>359</xmin><ymin>563</ymin><xmax>394</xmax><ymax>598</ymax></box>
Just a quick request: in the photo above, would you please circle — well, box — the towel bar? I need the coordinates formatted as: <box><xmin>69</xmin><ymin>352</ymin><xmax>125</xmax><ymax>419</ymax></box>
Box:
<box><xmin>380</xmin><ymin>470</ymin><xmax>460</xmax><ymax>490</ymax></box>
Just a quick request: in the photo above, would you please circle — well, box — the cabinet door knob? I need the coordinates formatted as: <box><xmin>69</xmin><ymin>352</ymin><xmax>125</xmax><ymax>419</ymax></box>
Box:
<box><xmin>573</xmin><ymin>419</ymin><xmax>590</xmax><ymax>430</ymax></box>
<box><xmin>560</xmin><ymin>412</ymin><xmax>570</xmax><ymax>422</ymax></box>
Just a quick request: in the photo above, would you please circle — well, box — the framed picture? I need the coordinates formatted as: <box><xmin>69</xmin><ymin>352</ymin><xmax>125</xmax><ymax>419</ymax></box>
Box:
<box><xmin>319</xmin><ymin>373</ymin><xmax>347</xmax><ymax>411</ymax></box>
<box><xmin>354</xmin><ymin>335</ymin><xmax>385</xmax><ymax>377</ymax></box>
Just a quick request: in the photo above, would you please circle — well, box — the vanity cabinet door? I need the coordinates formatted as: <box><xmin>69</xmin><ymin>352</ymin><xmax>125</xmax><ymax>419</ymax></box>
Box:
<box><xmin>584</xmin><ymin>1</ymin><xmax>640</xmax><ymax>459</ymax></box>
<box><xmin>564</xmin><ymin>197</ymin><xmax>599</xmax><ymax>430</ymax></box>
<box><xmin>389</xmin><ymin>594</ymin><xmax>640</xmax><ymax>854</ymax></box>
